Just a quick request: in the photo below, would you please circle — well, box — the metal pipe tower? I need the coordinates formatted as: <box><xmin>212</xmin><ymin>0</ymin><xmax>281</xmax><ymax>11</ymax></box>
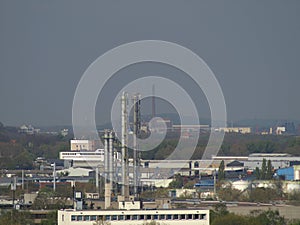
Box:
<box><xmin>133</xmin><ymin>94</ymin><xmax>141</xmax><ymax>196</ymax></box>
<box><xmin>121</xmin><ymin>92</ymin><xmax>129</xmax><ymax>198</ymax></box>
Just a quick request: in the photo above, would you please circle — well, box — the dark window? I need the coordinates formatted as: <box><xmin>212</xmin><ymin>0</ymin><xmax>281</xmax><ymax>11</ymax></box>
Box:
<box><xmin>194</xmin><ymin>214</ymin><xmax>199</xmax><ymax>219</ymax></box>
<box><xmin>160</xmin><ymin>215</ymin><xmax>165</xmax><ymax>220</ymax></box>
<box><xmin>153</xmin><ymin>215</ymin><xmax>158</xmax><ymax>220</ymax></box>
<box><xmin>90</xmin><ymin>215</ymin><xmax>97</xmax><ymax>221</ymax></box>
<box><xmin>112</xmin><ymin>215</ymin><xmax>117</xmax><ymax>220</ymax></box>
<box><xmin>173</xmin><ymin>214</ymin><xmax>179</xmax><ymax>220</ymax></box>
<box><xmin>147</xmin><ymin>215</ymin><xmax>152</xmax><ymax>220</ymax></box>
<box><xmin>167</xmin><ymin>214</ymin><xmax>172</xmax><ymax>220</ymax></box>
<box><xmin>97</xmin><ymin>215</ymin><xmax>103</xmax><ymax>221</ymax></box>
<box><xmin>139</xmin><ymin>215</ymin><xmax>145</xmax><ymax>220</ymax></box>
<box><xmin>118</xmin><ymin>215</ymin><xmax>124</xmax><ymax>220</ymax></box>
<box><xmin>132</xmin><ymin>215</ymin><xmax>138</xmax><ymax>220</ymax></box>
<box><xmin>187</xmin><ymin>214</ymin><xmax>193</xmax><ymax>220</ymax></box>
<box><xmin>71</xmin><ymin>215</ymin><xmax>76</xmax><ymax>221</ymax></box>
<box><xmin>83</xmin><ymin>215</ymin><xmax>90</xmax><ymax>221</ymax></box>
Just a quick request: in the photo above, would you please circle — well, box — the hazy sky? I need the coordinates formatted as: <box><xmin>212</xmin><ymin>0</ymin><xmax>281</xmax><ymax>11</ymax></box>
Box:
<box><xmin>1</xmin><ymin>1</ymin><xmax>300</xmax><ymax>126</ymax></box>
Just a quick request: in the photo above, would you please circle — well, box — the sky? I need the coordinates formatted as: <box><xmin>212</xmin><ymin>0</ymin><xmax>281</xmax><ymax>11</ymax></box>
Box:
<box><xmin>0</xmin><ymin>0</ymin><xmax>300</xmax><ymax>126</ymax></box>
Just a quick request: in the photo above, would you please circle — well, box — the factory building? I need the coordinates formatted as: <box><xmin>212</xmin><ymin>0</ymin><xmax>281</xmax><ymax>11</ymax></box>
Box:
<box><xmin>213</xmin><ymin>153</ymin><xmax>300</xmax><ymax>170</ymax></box>
<box><xmin>276</xmin><ymin>165</ymin><xmax>300</xmax><ymax>181</ymax></box>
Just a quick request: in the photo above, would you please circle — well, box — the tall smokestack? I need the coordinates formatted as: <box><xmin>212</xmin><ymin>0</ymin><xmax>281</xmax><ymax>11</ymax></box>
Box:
<box><xmin>109</xmin><ymin>131</ymin><xmax>114</xmax><ymax>190</ymax></box>
<box><xmin>133</xmin><ymin>93</ymin><xmax>141</xmax><ymax>197</ymax></box>
<box><xmin>121</xmin><ymin>92</ymin><xmax>129</xmax><ymax>198</ymax></box>
<box><xmin>104</xmin><ymin>130</ymin><xmax>111</xmax><ymax>209</ymax></box>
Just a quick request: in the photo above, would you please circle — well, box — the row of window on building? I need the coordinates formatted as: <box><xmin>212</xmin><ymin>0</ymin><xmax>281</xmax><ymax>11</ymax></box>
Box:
<box><xmin>70</xmin><ymin>213</ymin><xmax>207</xmax><ymax>222</ymax></box>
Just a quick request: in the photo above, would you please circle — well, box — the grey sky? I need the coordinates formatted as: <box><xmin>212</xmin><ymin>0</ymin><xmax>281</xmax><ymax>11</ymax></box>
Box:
<box><xmin>0</xmin><ymin>1</ymin><xmax>300</xmax><ymax>126</ymax></box>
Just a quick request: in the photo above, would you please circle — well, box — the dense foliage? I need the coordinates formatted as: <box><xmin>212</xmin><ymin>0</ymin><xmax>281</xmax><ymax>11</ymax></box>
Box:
<box><xmin>1</xmin><ymin>124</ymin><xmax>300</xmax><ymax>169</ymax></box>
<box><xmin>210</xmin><ymin>203</ymin><xmax>299</xmax><ymax>225</ymax></box>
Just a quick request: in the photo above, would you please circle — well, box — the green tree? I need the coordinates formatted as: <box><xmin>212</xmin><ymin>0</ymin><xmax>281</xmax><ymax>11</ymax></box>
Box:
<box><xmin>40</xmin><ymin>211</ymin><xmax>57</xmax><ymax>225</ymax></box>
<box><xmin>254</xmin><ymin>209</ymin><xmax>286</xmax><ymax>225</ymax></box>
<box><xmin>218</xmin><ymin>185</ymin><xmax>243</xmax><ymax>201</ymax></box>
<box><xmin>218</xmin><ymin>160</ymin><xmax>225</xmax><ymax>181</ymax></box>
<box><xmin>211</xmin><ymin>213</ymin><xmax>250</xmax><ymax>225</ymax></box>
<box><xmin>0</xmin><ymin>210</ymin><xmax>33</xmax><ymax>225</ymax></box>
<box><xmin>249</xmin><ymin>187</ymin><xmax>280</xmax><ymax>203</ymax></box>
<box><xmin>32</xmin><ymin>187</ymin><xmax>70</xmax><ymax>210</ymax></box>
<box><xmin>210</xmin><ymin>203</ymin><xmax>229</xmax><ymax>223</ymax></box>
<box><xmin>260</xmin><ymin>158</ymin><xmax>267</xmax><ymax>180</ymax></box>
<box><xmin>254</xmin><ymin>167</ymin><xmax>260</xmax><ymax>180</ymax></box>
<box><xmin>289</xmin><ymin>220</ymin><xmax>300</xmax><ymax>225</ymax></box>
<box><xmin>266</xmin><ymin>159</ymin><xmax>273</xmax><ymax>180</ymax></box>
<box><xmin>168</xmin><ymin>174</ymin><xmax>183</xmax><ymax>189</ymax></box>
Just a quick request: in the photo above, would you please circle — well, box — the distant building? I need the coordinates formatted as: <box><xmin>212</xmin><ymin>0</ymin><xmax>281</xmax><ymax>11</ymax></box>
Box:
<box><xmin>148</xmin><ymin>118</ymin><xmax>173</xmax><ymax>133</ymax></box>
<box><xmin>172</xmin><ymin>124</ymin><xmax>210</xmax><ymax>132</ymax></box>
<box><xmin>276</xmin><ymin>126</ymin><xmax>286</xmax><ymax>135</ymax></box>
<box><xmin>19</xmin><ymin>124</ymin><xmax>40</xmax><ymax>135</ymax></box>
<box><xmin>60</xmin><ymin>129</ymin><xmax>69</xmax><ymax>137</ymax></box>
<box><xmin>213</xmin><ymin>153</ymin><xmax>300</xmax><ymax>170</ymax></box>
<box><xmin>215</xmin><ymin>127</ymin><xmax>251</xmax><ymax>134</ymax></box>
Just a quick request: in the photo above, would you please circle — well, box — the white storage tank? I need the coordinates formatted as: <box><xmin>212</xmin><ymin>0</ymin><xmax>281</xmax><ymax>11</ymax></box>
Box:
<box><xmin>286</xmin><ymin>183</ymin><xmax>300</xmax><ymax>193</ymax></box>
<box><xmin>232</xmin><ymin>180</ymin><xmax>250</xmax><ymax>191</ymax></box>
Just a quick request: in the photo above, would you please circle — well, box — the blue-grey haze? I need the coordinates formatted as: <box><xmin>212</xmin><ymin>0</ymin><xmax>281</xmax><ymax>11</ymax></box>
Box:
<box><xmin>0</xmin><ymin>0</ymin><xmax>299</xmax><ymax>126</ymax></box>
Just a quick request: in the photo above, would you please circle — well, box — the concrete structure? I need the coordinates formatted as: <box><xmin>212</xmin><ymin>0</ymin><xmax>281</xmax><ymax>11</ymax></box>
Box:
<box><xmin>23</xmin><ymin>193</ymin><xmax>38</xmax><ymax>204</ymax></box>
<box><xmin>57</xmin><ymin>209</ymin><xmax>210</xmax><ymax>225</ymax></box>
<box><xmin>70</xmin><ymin>140</ymin><xmax>101</xmax><ymax>151</ymax></box>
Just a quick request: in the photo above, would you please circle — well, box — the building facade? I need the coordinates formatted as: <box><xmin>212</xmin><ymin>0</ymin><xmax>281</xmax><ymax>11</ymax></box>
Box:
<box><xmin>58</xmin><ymin>209</ymin><xmax>210</xmax><ymax>225</ymax></box>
